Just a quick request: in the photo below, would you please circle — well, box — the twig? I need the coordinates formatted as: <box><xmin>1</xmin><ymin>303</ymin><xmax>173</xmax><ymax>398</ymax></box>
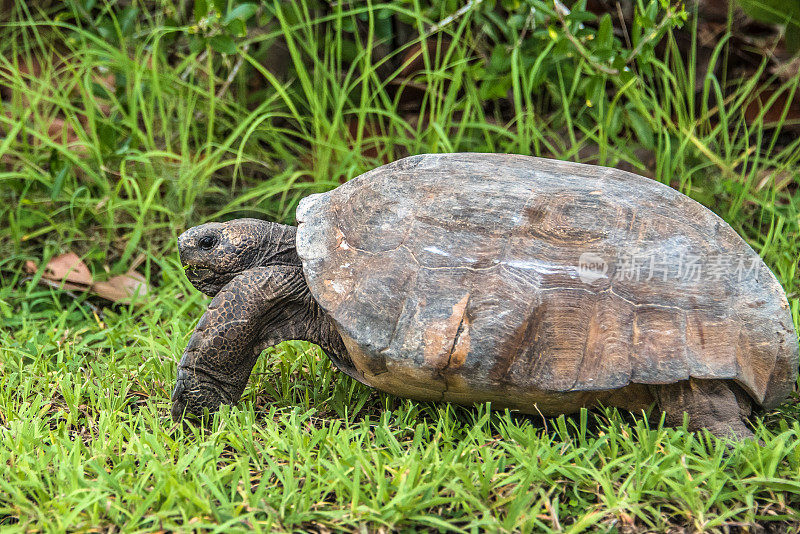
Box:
<box><xmin>623</xmin><ymin>10</ymin><xmax>677</xmax><ymax>66</ymax></box>
<box><xmin>515</xmin><ymin>7</ymin><xmax>537</xmax><ymax>48</ymax></box>
<box><xmin>427</xmin><ymin>0</ymin><xmax>483</xmax><ymax>34</ymax></box>
<box><xmin>553</xmin><ymin>0</ymin><xmax>620</xmax><ymax>75</ymax></box>
<box><xmin>215</xmin><ymin>44</ymin><xmax>249</xmax><ymax>99</ymax></box>
<box><xmin>553</xmin><ymin>0</ymin><xmax>680</xmax><ymax>76</ymax></box>
<box><xmin>191</xmin><ymin>44</ymin><xmax>250</xmax><ymax>121</ymax></box>
<box><xmin>616</xmin><ymin>1</ymin><xmax>631</xmax><ymax>50</ymax></box>
<box><xmin>20</xmin><ymin>275</ymin><xmax>103</xmax><ymax>317</ymax></box>
<box><xmin>181</xmin><ymin>49</ymin><xmax>207</xmax><ymax>81</ymax></box>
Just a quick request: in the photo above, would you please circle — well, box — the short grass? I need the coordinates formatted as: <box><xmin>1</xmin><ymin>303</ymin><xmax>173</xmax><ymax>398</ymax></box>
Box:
<box><xmin>1</xmin><ymin>0</ymin><xmax>799</xmax><ymax>531</ymax></box>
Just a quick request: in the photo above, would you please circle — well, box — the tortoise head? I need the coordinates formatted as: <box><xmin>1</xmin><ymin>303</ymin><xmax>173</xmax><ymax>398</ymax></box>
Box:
<box><xmin>178</xmin><ymin>218</ymin><xmax>298</xmax><ymax>296</ymax></box>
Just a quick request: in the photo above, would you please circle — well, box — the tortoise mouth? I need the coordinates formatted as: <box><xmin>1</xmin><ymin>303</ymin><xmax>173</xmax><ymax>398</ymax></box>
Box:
<box><xmin>184</xmin><ymin>264</ymin><xmax>218</xmax><ymax>281</ymax></box>
<box><xmin>183</xmin><ymin>265</ymin><xmax>233</xmax><ymax>297</ymax></box>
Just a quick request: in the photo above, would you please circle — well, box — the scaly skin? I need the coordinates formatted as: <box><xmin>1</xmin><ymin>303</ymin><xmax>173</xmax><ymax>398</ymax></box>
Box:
<box><xmin>171</xmin><ymin>220</ymin><xmax>349</xmax><ymax>420</ymax></box>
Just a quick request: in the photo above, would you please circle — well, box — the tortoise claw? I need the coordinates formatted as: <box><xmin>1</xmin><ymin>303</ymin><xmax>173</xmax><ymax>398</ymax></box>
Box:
<box><xmin>171</xmin><ymin>368</ymin><xmax>188</xmax><ymax>420</ymax></box>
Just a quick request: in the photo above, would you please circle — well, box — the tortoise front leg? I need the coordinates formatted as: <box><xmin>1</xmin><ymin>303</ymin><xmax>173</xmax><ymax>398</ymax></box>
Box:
<box><xmin>171</xmin><ymin>265</ymin><xmax>311</xmax><ymax>420</ymax></box>
<box><xmin>651</xmin><ymin>379</ymin><xmax>754</xmax><ymax>440</ymax></box>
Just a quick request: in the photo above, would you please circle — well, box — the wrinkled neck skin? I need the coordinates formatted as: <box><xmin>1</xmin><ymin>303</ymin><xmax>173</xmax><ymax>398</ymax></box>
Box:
<box><xmin>251</xmin><ymin>222</ymin><xmax>303</xmax><ymax>271</ymax></box>
<box><xmin>251</xmin><ymin>224</ymin><xmax>347</xmax><ymax>362</ymax></box>
<box><xmin>255</xmin><ymin>267</ymin><xmax>348</xmax><ymax>368</ymax></box>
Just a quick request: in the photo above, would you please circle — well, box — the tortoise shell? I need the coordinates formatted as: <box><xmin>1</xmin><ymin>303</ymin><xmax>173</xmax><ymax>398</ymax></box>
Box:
<box><xmin>295</xmin><ymin>153</ymin><xmax>798</xmax><ymax>415</ymax></box>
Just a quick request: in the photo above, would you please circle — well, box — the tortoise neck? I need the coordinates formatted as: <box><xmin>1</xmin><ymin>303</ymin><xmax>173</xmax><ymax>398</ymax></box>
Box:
<box><xmin>292</xmin><ymin>274</ymin><xmax>357</xmax><ymax>378</ymax></box>
<box><xmin>260</xmin><ymin>263</ymin><xmax>353</xmax><ymax>379</ymax></box>
<box><xmin>255</xmin><ymin>222</ymin><xmax>302</xmax><ymax>269</ymax></box>
<box><xmin>253</xmin><ymin>222</ymin><xmax>355</xmax><ymax>377</ymax></box>
<box><xmin>256</xmin><ymin>222</ymin><xmax>349</xmax><ymax>365</ymax></box>
<box><xmin>305</xmin><ymin>295</ymin><xmax>351</xmax><ymax>374</ymax></box>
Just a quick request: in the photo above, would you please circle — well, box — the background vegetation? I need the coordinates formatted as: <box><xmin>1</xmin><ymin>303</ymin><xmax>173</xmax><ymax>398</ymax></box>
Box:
<box><xmin>1</xmin><ymin>0</ymin><xmax>799</xmax><ymax>530</ymax></box>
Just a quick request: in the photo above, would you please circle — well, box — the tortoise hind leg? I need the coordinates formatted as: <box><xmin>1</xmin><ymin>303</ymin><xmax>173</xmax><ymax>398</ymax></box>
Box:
<box><xmin>651</xmin><ymin>379</ymin><xmax>754</xmax><ymax>440</ymax></box>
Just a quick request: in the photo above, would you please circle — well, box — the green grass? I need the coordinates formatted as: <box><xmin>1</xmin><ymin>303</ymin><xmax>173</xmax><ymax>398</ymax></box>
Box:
<box><xmin>1</xmin><ymin>0</ymin><xmax>799</xmax><ymax>531</ymax></box>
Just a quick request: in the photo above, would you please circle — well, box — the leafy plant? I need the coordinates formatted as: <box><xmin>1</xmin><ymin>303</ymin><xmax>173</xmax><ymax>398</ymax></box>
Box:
<box><xmin>191</xmin><ymin>0</ymin><xmax>261</xmax><ymax>54</ymax></box>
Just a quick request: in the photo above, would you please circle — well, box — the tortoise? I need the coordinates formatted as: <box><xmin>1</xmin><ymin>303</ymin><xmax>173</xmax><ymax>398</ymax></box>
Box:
<box><xmin>171</xmin><ymin>153</ymin><xmax>798</xmax><ymax>439</ymax></box>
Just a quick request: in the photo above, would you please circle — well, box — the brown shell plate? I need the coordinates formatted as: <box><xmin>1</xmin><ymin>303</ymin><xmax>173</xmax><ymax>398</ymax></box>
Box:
<box><xmin>296</xmin><ymin>153</ymin><xmax>798</xmax><ymax>413</ymax></box>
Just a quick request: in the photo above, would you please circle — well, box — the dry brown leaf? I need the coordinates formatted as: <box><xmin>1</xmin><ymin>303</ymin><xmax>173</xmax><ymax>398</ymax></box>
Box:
<box><xmin>756</xmin><ymin>168</ymin><xmax>796</xmax><ymax>192</ymax></box>
<box><xmin>24</xmin><ymin>260</ymin><xmax>38</xmax><ymax>275</ymax></box>
<box><xmin>92</xmin><ymin>271</ymin><xmax>149</xmax><ymax>303</ymax></box>
<box><xmin>25</xmin><ymin>253</ymin><xmax>149</xmax><ymax>304</ymax></box>
<box><xmin>26</xmin><ymin>252</ymin><xmax>93</xmax><ymax>286</ymax></box>
<box><xmin>47</xmin><ymin>117</ymin><xmax>87</xmax><ymax>152</ymax></box>
<box><xmin>744</xmin><ymin>88</ymin><xmax>800</xmax><ymax>129</ymax></box>
<box><xmin>0</xmin><ymin>56</ymin><xmax>45</xmax><ymax>99</ymax></box>
<box><xmin>398</xmin><ymin>39</ymin><xmax>452</xmax><ymax>78</ymax></box>
<box><xmin>2</xmin><ymin>51</ymin><xmax>113</xmax><ymax>153</ymax></box>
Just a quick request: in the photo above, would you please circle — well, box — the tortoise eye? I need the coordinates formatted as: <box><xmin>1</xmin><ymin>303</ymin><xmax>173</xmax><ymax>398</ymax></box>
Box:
<box><xmin>198</xmin><ymin>235</ymin><xmax>218</xmax><ymax>250</ymax></box>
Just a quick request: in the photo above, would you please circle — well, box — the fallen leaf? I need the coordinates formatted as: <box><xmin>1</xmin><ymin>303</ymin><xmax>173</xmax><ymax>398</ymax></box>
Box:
<box><xmin>744</xmin><ymin>87</ymin><xmax>800</xmax><ymax>129</ymax></box>
<box><xmin>25</xmin><ymin>253</ymin><xmax>149</xmax><ymax>304</ymax></box>
<box><xmin>25</xmin><ymin>252</ymin><xmax>93</xmax><ymax>286</ymax></box>
<box><xmin>2</xmin><ymin>51</ymin><xmax>113</xmax><ymax>154</ymax></box>
<box><xmin>0</xmin><ymin>55</ymin><xmax>45</xmax><ymax>100</ymax></box>
<box><xmin>47</xmin><ymin>117</ymin><xmax>87</xmax><ymax>153</ymax></box>
<box><xmin>387</xmin><ymin>39</ymin><xmax>453</xmax><ymax>112</ymax></box>
<box><xmin>92</xmin><ymin>271</ymin><xmax>149</xmax><ymax>303</ymax></box>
